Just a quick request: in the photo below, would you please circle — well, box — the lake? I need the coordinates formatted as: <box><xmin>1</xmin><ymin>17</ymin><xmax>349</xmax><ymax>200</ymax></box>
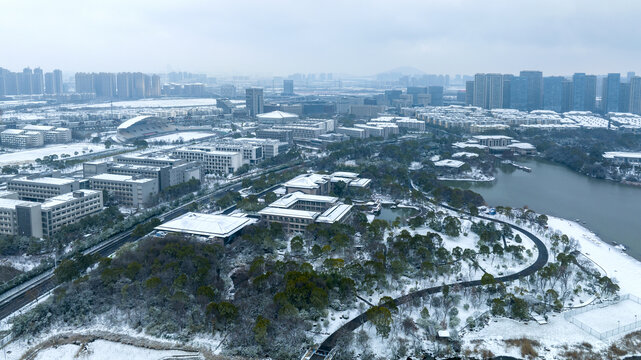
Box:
<box><xmin>452</xmin><ymin>159</ymin><xmax>641</xmax><ymax>261</ymax></box>
<box><xmin>375</xmin><ymin>206</ymin><xmax>419</xmax><ymax>222</ymax></box>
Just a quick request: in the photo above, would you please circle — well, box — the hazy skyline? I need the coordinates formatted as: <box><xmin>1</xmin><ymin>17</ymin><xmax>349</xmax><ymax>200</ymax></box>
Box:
<box><xmin>2</xmin><ymin>0</ymin><xmax>641</xmax><ymax>77</ymax></box>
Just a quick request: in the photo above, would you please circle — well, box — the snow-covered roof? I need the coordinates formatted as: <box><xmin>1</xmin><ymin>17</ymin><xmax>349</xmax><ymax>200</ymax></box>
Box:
<box><xmin>42</xmin><ymin>190</ymin><xmax>101</xmax><ymax>209</ymax></box>
<box><xmin>603</xmin><ymin>151</ymin><xmax>641</xmax><ymax>159</ymax></box>
<box><xmin>269</xmin><ymin>191</ymin><xmax>338</xmax><ymax>209</ymax></box>
<box><xmin>508</xmin><ymin>142</ymin><xmax>536</xmax><ymax>150</ymax></box>
<box><xmin>90</xmin><ymin>173</ymin><xmax>155</xmax><ymax>183</ymax></box>
<box><xmin>453</xmin><ymin>142</ymin><xmax>488</xmax><ymax>150</ymax></box>
<box><xmin>155</xmin><ymin>212</ymin><xmax>256</xmax><ymax>238</ymax></box>
<box><xmin>434</xmin><ymin>159</ymin><xmax>465</xmax><ymax>168</ymax></box>
<box><xmin>256</xmin><ymin>111</ymin><xmax>298</xmax><ymax>119</ymax></box>
<box><xmin>330</xmin><ymin>171</ymin><xmax>359</xmax><ymax>179</ymax></box>
<box><xmin>23</xmin><ymin>124</ymin><xmax>55</xmax><ymax>131</ymax></box>
<box><xmin>12</xmin><ymin>177</ymin><xmax>76</xmax><ymax>186</ymax></box>
<box><xmin>0</xmin><ymin>198</ymin><xmax>40</xmax><ymax>210</ymax></box>
<box><xmin>452</xmin><ymin>152</ymin><xmax>479</xmax><ymax>158</ymax></box>
<box><xmin>285</xmin><ymin>174</ymin><xmax>328</xmax><ymax>190</ymax></box>
<box><xmin>1</xmin><ymin>129</ymin><xmax>25</xmax><ymax>134</ymax></box>
<box><xmin>258</xmin><ymin>207</ymin><xmax>320</xmax><ymax>220</ymax></box>
<box><xmin>316</xmin><ymin>204</ymin><xmax>353</xmax><ymax>223</ymax></box>
<box><xmin>472</xmin><ymin>135</ymin><xmax>513</xmax><ymax>140</ymax></box>
<box><xmin>117</xmin><ymin>115</ymin><xmax>158</xmax><ymax>130</ymax></box>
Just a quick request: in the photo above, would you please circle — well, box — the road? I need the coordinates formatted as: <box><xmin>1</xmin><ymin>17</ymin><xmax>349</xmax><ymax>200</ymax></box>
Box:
<box><xmin>0</xmin><ymin>161</ymin><xmax>303</xmax><ymax>322</ymax></box>
<box><xmin>311</xmin><ymin>205</ymin><xmax>549</xmax><ymax>358</ymax></box>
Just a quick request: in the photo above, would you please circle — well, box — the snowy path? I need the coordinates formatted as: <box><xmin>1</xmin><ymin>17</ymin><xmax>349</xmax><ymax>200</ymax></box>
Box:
<box><xmin>312</xmin><ymin>205</ymin><xmax>549</xmax><ymax>356</ymax></box>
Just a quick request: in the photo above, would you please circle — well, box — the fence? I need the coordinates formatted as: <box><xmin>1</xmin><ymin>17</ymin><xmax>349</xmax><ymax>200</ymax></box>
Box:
<box><xmin>564</xmin><ymin>294</ymin><xmax>641</xmax><ymax>340</ymax></box>
<box><xmin>0</xmin><ymin>332</ymin><xmax>13</xmax><ymax>348</ymax></box>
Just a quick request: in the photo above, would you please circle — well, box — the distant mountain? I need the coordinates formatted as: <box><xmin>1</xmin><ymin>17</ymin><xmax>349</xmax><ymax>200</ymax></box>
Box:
<box><xmin>376</xmin><ymin>66</ymin><xmax>426</xmax><ymax>81</ymax></box>
<box><xmin>377</xmin><ymin>66</ymin><xmax>426</xmax><ymax>77</ymax></box>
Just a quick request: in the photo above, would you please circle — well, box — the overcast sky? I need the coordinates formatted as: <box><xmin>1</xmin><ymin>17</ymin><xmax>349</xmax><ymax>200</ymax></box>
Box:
<box><xmin>2</xmin><ymin>0</ymin><xmax>640</xmax><ymax>77</ymax></box>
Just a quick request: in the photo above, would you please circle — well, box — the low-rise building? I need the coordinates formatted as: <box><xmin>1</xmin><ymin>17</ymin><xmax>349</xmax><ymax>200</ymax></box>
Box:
<box><xmin>89</xmin><ymin>174</ymin><xmax>158</xmax><ymax>207</ymax></box>
<box><xmin>256</xmin><ymin>128</ymin><xmax>294</xmax><ymax>144</ymax></box>
<box><xmin>233</xmin><ymin>138</ymin><xmax>289</xmax><ymax>158</ymax></box>
<box><xmin>83</xmin><ymin>160</ymin><xmax>202</xmax><ymax>191</ymax></box>
<box><xmin>0</xmin><ymin>198</ymin><xmax>43</xmax><ymax>237</ymax></box>
<box><xmin>336</xmin><ymin>126</ymin><xmax>367</xmax><ymax>139</ymax></box>
<box><xmin>396</xmin><ymin>118</ymin><xmax>426</xmax><ymax>132</ymax></box>
<box><xmin>22</xmin><ymin>125</ymin><xmax>72</xmax><ymax>144</ymax></box>
<box><xmin>603</xmin><ymin>151</ymin><xmax>641</xmax><ymax>165</ymax></box>
<box><xmin>258</xmin><ymin>203</ymin><xmax>353</xmax><ymax>233</ymax></box>
<box><xmin>8</xmin><ymin>177</ymin><xmax>80</xmax><ymax>201</ymax></box>
<box><xmin>269</xmin><ymin>191</ymin><xmax>338</xmax><ymax>212</ymax></box>
<box><xmin>284</xmin><ymin>172</ymin><xmax>371</xmax><ymax>195</ymax></box>
<box><xmin>155</xmin><ymin>212</ymin><xmax>257</xmax><ymax>244</ymax></box>
<box><xmin>172</xmin><ymin>147</ymin><xmax>243</xmax><ymax>174</ymax></box>
<box><xmin>41</xmin><ymin>190</ymin><xmax>103</xmax><ymax>237</ymax></box>
<box><xmin>1</xmin><ymin>129</ymin><xmax>44</xmax><ymax>147</ymax></box>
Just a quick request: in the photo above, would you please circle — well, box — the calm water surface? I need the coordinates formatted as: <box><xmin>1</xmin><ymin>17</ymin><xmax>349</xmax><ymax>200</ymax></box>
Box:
<box><xmin>453</xmin><ymin>159</ymin><xmax>641</xmax><ymax>260</ymax></box>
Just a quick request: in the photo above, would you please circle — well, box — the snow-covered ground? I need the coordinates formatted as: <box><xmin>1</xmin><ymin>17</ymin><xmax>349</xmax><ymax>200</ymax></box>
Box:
<box><xmin>33</xmin><ymin>339</ymin><xmax>198</xmax><ymax>360</ymax></box>
<box><xmin>67</xmin><ymin>98</ymin><xmax>218</xmax><ymax>109</ymax></box>
<box><xmin>147</xmin><ymin>131</ymin><xmax>215</xmax><ymax>143</ymax></box>
<box><xmin>460</xmin><ymin>215</ymin><xmax>641</xmax><ymax>358</ymax></box>
<box><xmin>0</xmin><ymin>143</ymin><xmax>116</xmax><ymax>165</ymax></box>
<box><xmin>571</xmin><ymin>299</ymin><xmax>641</xmax><ymax>333</ymax></box>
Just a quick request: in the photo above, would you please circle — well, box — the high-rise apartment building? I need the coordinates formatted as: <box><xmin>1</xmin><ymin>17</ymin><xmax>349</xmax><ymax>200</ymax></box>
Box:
<box><xmin>283</xmin><ymin>80</ymin><xmax>294</xmax><ymax>95</ymax></box>
<box><xmin>94</xmin><ymin>72</ymin><xmax>117</xmax><ymax>98</ymax></box>
<box><xmin>630</xmin><ymin>77</ymin><xmax>641</xmax><ymax>115</ymax></box>
<box><xmin>485</xmin><ymin>74</ymin><xmax>503</xmax><ymax>109</ymax></box>
<box><xmin>472</xmin><ymin>74</ymin><xmax>486</xmax><ymax>108</ymax></box>
<box><xmin>502</xmin><ymin>74</ymin><xmax>513</xmax><ymax>108</ymax></box>
<box><xmin>32</xmin><ymin>68</ymin><xmax>44</xmax><ymax>94</ymax></box>
<box><xmin>75</xmin><ymin>72</ymin><xmax>94</xmax><ymax>93</ymax></box>
<box><xmin>465</xmin><ymin>80</ymin><xmax>474</xmax><ymax>105</ymax></box>
<box><xmin>619</xmin><ymin>82</ymin><xmax>631</xmax><ymax>113</ymax></box>
<box><xmin>53</xmin><ymin>69</ymin><xmax>63</xmax><ymax>94</ymax></box>
<box><xmin>602</xmin><ymin>73</ymin><xmax>621</xmax><ymax>113</ymax></box>
<box><xmin>246</xmin><ymin>88</ymin><xmax>264</xmax><ymax>116</ymax></box>
<box><xmin>571</xmin><ymin>73</ymin><xmax>597</xmax><ymax>112</ymax></box>
<box><xmin>519</xmin><ymin>70</ymin><xmax>543</xmax><ymax>111</ymax></box>
<box><xmin>44</xmin><ymin>73</ymin><xmax>55</xmax><ymax>95</ymax></box>
<box><xmin>428</xmin><ymin>86</ymin><xmax>444</xmax><ymax>106</ymax></box>
<box><xmin>543</xmin><ymin>76</ymin><xmax>565</xmax><ymax>113</ymax></box>
<box><xmin>509</xmin><ymin>76</ymin><xmax>528</xmax><ymax>111</ymax></box>
<box><xmin>20</xmin><ymin>68</ymin><xmax>33</xmax><ymax>95</ymax></box>
<box><xmin>117</xmin><ymin>72</ymin><xmax>133</xmax><ymax>98</ymax></box>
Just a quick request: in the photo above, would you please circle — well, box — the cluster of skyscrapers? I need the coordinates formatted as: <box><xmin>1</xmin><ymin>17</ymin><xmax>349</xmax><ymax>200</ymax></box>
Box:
<box><xmin>467</xmin><ymin>71</ymin><xmax>641</xmax><ymax>114</ymax></box>
<box><xmin>0</xmin><ymin>67</ymin><xmax>63</xmax><ymax>96</ymax></box>
<box><xmin>75</xmin><ymin>72</ymin><xmax>161</xmax><ymax>99</ymax></box>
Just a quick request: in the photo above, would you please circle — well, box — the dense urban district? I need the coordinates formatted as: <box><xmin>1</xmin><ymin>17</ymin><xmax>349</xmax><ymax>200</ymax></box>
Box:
<box><xmin>0</xmin><ymin>68</ymin><xmax>641</xmax><ymax>359</ymax></box>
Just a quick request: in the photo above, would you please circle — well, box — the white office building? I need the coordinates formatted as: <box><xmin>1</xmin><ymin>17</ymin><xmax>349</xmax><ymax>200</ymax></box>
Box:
<box><xmin>8</xmin><ymin>177</ymin><xmax>79</xmax><ymax>201</ymax></box>
<box><xmin>172</xmin><ymin>147</ymin><xmax>243</xmax><ymax>174</ymax></box>
<box><xmin>89</xmin><ymin>174</ymin><xmax>158</xmax><ymax>207</ymax></box>
<box><xmin>41</xmin><ymin>190</ymin><xmax>103</xmax><ymax>237</ymax></box>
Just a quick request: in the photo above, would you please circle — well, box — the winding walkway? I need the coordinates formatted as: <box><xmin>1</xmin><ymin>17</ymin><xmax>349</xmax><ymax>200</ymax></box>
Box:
<box><xmin>311</xmin><ymin>205</ymin><xmax>549</xmax><ymax>357</ymax></box>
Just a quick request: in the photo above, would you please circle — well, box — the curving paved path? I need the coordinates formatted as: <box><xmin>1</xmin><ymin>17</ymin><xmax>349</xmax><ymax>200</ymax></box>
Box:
<box><xmin>312</xmin><ymin>205</ymin><xmax>549</xmax><ymax>356</ymax></box>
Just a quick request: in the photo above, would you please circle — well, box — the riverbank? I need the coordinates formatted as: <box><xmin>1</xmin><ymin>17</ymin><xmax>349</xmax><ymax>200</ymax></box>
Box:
<box><xmin>461</xmin><ymin>215</ymin><xmax>641</xmax><ymax>359</ymax></box>
<box><xmin>455</xmin><ymin>158</ymin><xmax>641</xmax><ymax>262</ymax></box>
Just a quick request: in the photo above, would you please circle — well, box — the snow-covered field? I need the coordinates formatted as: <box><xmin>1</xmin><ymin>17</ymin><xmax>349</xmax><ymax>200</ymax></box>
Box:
<box><xmin>461</xmin><ymin>215</ymin><xmax>641</xmax><ymax>358</ymax></box>
<box><xmin>0</xmin><ymin>143</ymin><xmax>115</xmax><ymax>165</ymax></box>
<box><xmin>69</xmin><ymin>98</ymin><xmax>217</xmax><ymax>109</ymax></box>
<box><xmin>34</xmin><ymin>339</ymin><xmax>198</xmax><ymax>360</ymax></box>
<box><xmin>147</xmin><ymin>131</ymin><xmax>215</xmax><ymax>143</ymax></box>
<box><xmin>571</xmin><ymin>299</ymin><xmax>641</xmax><ymax>333</ymax></box>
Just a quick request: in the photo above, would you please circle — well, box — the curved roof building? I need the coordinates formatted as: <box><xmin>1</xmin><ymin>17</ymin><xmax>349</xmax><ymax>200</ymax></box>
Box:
<box><xmin>116</xmin><ymin>115</ymin><xmax>176</xmax><ymax>142</ymax></box>
<box><xmin>256</xmin><ymin>111</ymin><xmax>299</xmax><ymax>124</ymax></box>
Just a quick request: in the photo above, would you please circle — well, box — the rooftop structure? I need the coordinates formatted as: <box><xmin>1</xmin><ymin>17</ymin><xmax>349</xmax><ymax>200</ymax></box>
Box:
<box><xmin>155</xmin><ymin>212</ymin><xmax>257</xmax><ymax>243</ymax></box>
<box><xmin>256</xmin><ymin>110</ymin><xmax>299</xmax><ymax>124</ymax></box>
<box><xmin>116</xmin><ymin>115</ymin><xmax>176</xmax><ymax>141</ymax></box>
<box><xmin>434</xmin><ymin>159</ymin><xmax>466</xmax><ymax>168</ymax></box>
